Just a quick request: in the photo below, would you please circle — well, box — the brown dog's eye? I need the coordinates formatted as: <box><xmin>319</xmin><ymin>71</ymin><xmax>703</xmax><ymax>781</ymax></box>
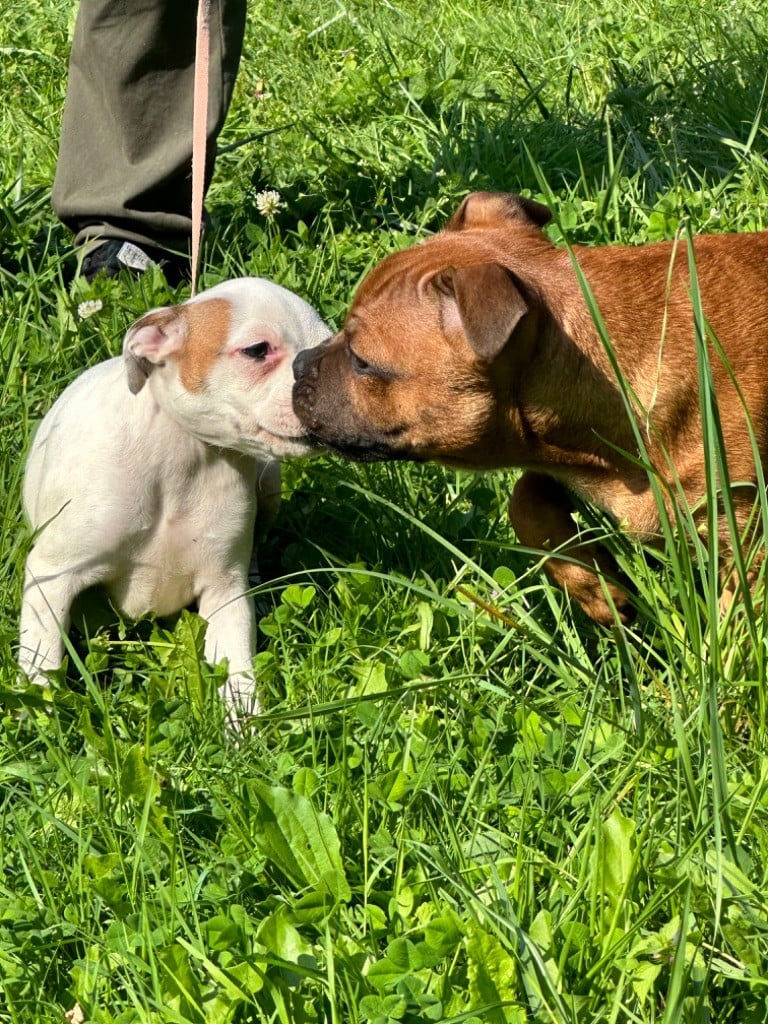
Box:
<box><xmin>242</xmin><ymin>341</ymin><xmax>271</xmax><ymax>360</ymax></box>
<box><xmin>349</xmin><ymin>348</ymin><xmax>371</xmax><ymax>374</ymax></box>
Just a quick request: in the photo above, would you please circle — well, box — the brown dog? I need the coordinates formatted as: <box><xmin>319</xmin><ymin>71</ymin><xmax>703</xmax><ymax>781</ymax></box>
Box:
<box><xmin>292</xmin><ymin>192</ymin><xmax>768</xmax><ymax>623</ymax></box>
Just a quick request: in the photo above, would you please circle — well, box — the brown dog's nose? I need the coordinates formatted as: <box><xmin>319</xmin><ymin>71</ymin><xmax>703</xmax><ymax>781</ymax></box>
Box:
<box><xmin>293</xmin><ymin>346</ymin><xmax>321</xmax><ymax>382</ymax></box>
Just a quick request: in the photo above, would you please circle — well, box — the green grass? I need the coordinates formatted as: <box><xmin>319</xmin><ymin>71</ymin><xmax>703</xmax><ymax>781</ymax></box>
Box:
<box><xmin>4</xmin><ymin>1</ymin><xmax>768</xmax><ymax>1021</ymax></box>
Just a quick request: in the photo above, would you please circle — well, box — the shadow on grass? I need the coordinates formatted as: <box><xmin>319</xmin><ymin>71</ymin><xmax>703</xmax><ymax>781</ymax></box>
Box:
<box><xmin>210</xmin><ymin>34</ymin><xmax>768</xmax><ymax>247</ymax></box>
<box><xmin>259</xmin><ymin>457</ymin><xmax>520</xmax><ymax>583</ymax></box>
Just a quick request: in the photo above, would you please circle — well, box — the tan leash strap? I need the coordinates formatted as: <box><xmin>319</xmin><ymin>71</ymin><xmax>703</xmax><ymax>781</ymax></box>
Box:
<box><xmin>191</xmin><ymin>0</ymin><xmax>212</xmax><ymax>297</ymax></box>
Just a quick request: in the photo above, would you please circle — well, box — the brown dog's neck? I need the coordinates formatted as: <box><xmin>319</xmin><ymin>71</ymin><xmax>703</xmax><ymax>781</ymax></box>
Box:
<box><xmin>476</xmin><ymin>232</ymin><xmax>727</xmax><ymax>470</ymax></box>
<box><xmin>480</xmin><ymin>284</ymin><xmax>644</xmax><ymax>474</ymax></box>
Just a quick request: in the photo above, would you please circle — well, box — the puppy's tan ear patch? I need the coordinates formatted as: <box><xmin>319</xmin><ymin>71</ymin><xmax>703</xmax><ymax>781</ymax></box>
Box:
<box><xmin>445</xmin><ymin>192</ymin><xmax>552</xmax><ymax>233</ymax></box>
<box><xmin>434</xmin><ymin>263</ymin><xmax>529</xmax><ymax>360</ymax></box>
<box><xmin>123</xmin><ymin>307</ymin><xmax>187</xmax><ymax>394</ymax></box>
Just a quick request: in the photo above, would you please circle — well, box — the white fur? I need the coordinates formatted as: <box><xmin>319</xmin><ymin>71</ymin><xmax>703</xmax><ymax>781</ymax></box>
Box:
<box><xmin>19</xmin><ymin>277</ymin><xmax>328</xmax><ymax>726</ymax></box>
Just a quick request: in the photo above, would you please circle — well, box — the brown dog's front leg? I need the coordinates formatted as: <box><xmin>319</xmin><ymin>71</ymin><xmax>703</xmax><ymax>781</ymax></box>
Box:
<box><xmin>509</xmin><ymin>472</ymin><xmax>633</xmax><ymax>625</ymax></box>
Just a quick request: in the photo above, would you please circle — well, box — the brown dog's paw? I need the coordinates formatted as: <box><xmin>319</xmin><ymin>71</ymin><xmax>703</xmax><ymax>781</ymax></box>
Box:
<box><xmin>556</xmin><ymin>562</ymin><xmax>635</xmax><ymax>626</ymax></box>
<box><xmin>508</xmin><ymin>473</ymin><xmax>635</xmax><ymax>626</ymax></box>
<box><xmin>574</xmin><ymin>581</ymin><xmax>635</xmax><ymax>626</ymax></box>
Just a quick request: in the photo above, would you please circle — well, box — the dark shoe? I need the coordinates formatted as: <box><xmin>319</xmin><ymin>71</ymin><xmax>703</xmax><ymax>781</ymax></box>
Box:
<box><xmin>80</xmin><ymin>239</ymin><xmax>189</xmax><ymax>285</ymax></box>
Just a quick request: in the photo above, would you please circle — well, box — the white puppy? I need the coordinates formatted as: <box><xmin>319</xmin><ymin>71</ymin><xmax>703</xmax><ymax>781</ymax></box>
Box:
<box><xmin>19</xmin><ymin>277</ymin><xmax>328</xmax><ymax>724</ymax></box>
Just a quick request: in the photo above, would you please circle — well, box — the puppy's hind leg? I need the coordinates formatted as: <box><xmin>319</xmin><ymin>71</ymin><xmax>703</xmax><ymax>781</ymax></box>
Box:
<box><xmin>248</xmin><ymin>459</ymin><xmax>282</xmax><ymax>591</ymax></box>
<box><xmin>509</xmin><ymin>472</ymin><xmax>634</xmax><ymax>625</ymax></box>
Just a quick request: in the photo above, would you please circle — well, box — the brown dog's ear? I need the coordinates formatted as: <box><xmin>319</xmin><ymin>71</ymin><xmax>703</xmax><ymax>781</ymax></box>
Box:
<box><xmin>123</xmin><ymin>307</ymin><xmax>187</xmax><ymax>394</ymax></box>
<box><xmin>446</xmin><ymin>192</ymin><xmax>552</xmax><ymax>233</ymax></box>
<box><xmin>433</xmin><ymin>263</ymin><xmax>529</xmax><ymax>360</ymax></box>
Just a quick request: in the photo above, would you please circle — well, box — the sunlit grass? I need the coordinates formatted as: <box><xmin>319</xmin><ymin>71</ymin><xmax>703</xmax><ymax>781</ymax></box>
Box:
<box><xmin>3</xmin><ymin>1</ymin><xmax>768</xmax><ymax>1021</ymax></box>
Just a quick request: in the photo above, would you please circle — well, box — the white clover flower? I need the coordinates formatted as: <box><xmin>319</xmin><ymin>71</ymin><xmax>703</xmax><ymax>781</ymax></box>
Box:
<box><xmin>77</xmin><ymin>299</ymin><xmax>103</xmax><ymax>319</ymax></box>
<box><xmin>254</xmin><ymin>189</ymin><xmax>285</xmax><ymax>219</ymax></box>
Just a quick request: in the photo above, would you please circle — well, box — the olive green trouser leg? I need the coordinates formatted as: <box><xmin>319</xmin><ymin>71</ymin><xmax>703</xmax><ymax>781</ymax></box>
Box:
<box><xmin>52</xmin><ymin>0</ymin><xmax>247</xmax><ymax>254</ymax></box>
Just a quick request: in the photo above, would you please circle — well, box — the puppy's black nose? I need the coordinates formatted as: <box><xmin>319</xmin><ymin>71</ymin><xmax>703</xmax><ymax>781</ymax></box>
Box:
<box><xmin>293</xmin><ymin>347</ymin><xmax>318</xmax><ymax>382</ymax></box>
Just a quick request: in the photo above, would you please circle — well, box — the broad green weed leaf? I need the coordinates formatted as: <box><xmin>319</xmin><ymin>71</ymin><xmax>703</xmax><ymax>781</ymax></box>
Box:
<box><xmin>598</xmin><ymin>807</ymin><xmax>637</xmax><ymax>907</ymax></box>
<box><xmin>119</xmin><ymin>743</ymin><xmax>158</xmax><ymax>804</ymax></box>
<box><xmin>227</xmin><ymin>958</ymin><xmax>265</xmax><ymax>997</ymax></box>
<box><xmin>417</xmin><ymin>600</ymin><xmax>434</xmax><ymax>649</ymax></box>
<box><xmin>390</xmin><ymin>885</ymin><xmax>415</xmax><ymax>919</ymax></box>
<box><xmin>397</xmin><ymin>648</ymin><xmax>431</xmax><ymax>680</ymax></box>
<box><xmin>516</xmin><ymin>709</ymin><xmax>547</xmax><ymax>756</ymax></box>
<box><xmin>159</xmin><ymin>942</ymin><xmax>204</xmax><ymax>1023</ymax></box>
<box><xmin>84</xmin><ymin>853</ymin><xmax>121</xmax><ymax>882</ymax></box>
<box><xmin>424</xmin><ymin>908</ymin><xmax>464</xmax><ymax>957</ymax></box>
<box><xmin>395</xmin><ymin>975</ymin><xmax>443</xmax><ymax>1020</ymax></box>
<box><xmin>205</xmin><ymin>914</ymin><xmax>242</xmax><ymax>952</ymax></box>
<box><xmin>493</xmin><ymin>565</ymin><xmax>517</xmax><ymax>589</ymax></box>
<box><xmin>703</xmin><ymin>848</ymin><xmax>757</xmax><ymax>897</ymax></box>
<box><xmin>292</xmin><ymin>766</ymin><xmax>321</xmax><ymax>798</ymax></box>
<box><xmin>466</xmin><ymin>926</ymin><xmax>519</xmax><ymax>1023</ymax></box>
<box><xmin>291</xmin><ymin>889</ymin><xmax>338</xmax><ymax>925</ymax></box>
<box><xmin>148</xmin><ymin>610</ymin><xmax>213</xmax><ymax>711</ymax></box>
<box><xmin>371</xmin><ymin>768</ymin><xmax>411</xmax><ymax>808</ymax></box>
<box><xmin>171</xmin><ymin>610</ymin><xmax>209</xmax><ymax>709</ymax></box>
<box><xmin>315</xmin><ymin>625</ymin><xmax>343</xmax><ymax>647</ymax></box>
<box><xmin>528</xmin><ymin>909</ymin><xmax>554</xmax><ymax>956</ymax></box>
<box><xmin>631</xmin><ymin>959</ymin><xmax>663</xmax><ymax>1006</ymax></box>
<box><xmin>257</xmin><ymin>910</ymin><xmax>315</xmax><ymax>975</ymax></box>
<box><xmin>248</xmin><ymin>782</ymin><xmax>351</xmax><ymax>901</ymax></box>
<box><xmin>349</xmin><ymin>660</ymin><xmax>389</xmax><ymax>697</ymax></box>
<box><xmin>77</xmin><ymin>708</ymin><xmax>108</xmax><ymax>758</ymax></box>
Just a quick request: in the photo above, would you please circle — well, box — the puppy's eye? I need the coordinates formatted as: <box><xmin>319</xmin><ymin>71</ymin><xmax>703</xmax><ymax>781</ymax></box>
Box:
<box><xmin>242</xmin><ymin>341</ymin><xmax>272</xmax><ymax>360</ymax></box>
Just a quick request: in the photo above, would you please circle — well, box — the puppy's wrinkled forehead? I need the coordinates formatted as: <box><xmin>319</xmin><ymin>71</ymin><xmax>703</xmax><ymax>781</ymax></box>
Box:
<box><xmin>178</xmin><ymin>298</ymin><xmax>232</xmax><ymax>392</ymax></box>
<box><xmin>126</xmin><ymin>277</ymin><xmax>329</xmax><ymax>396</ymax></box>
<box><xmin>143</xmin><ymin>297</ymin><xmax>232</xmax><ymax>393</ymax></box>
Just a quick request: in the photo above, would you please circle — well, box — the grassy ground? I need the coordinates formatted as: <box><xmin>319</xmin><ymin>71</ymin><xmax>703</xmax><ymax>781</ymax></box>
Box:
<box><xmin>3</xmin><ymin>1</ymin><xmax>768</xmax><ymax>1021</ymax></box>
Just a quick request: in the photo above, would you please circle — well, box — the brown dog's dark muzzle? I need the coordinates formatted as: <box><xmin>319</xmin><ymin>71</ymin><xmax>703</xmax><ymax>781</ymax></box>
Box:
<box><xmin>292</xmin><ymin>344</ymin><xmax>324</xmax><ymax>384</ymax></box>
<box><xmin>291</xmin><ymin>343</ymin><xmax>324</xmax><ymax>430</ymax></box>
<box><xmin>292</xmin><ymin>342</ymin><xmax>417</xmax><ymax>463</ymax></box>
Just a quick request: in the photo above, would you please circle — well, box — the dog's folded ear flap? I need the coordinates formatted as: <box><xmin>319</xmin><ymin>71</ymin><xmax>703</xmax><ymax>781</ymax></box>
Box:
<box><xmin>433</xmin><ymin>263</ymin><xmax>529</xmax><ymax>360</ymax></box>
<box><xmin>123</xmin><ymin>308</ymin><xmax>187</xmax><ymax>394</ymax></box>
<box><xmin>446</xmin><ymin>192</ymin><xmax>552</xmax><ymax>233</ymax></box>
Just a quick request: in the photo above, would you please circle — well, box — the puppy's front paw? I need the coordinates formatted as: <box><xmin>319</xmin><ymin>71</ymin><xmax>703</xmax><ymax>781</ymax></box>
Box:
<box><xmin>219</xmin><ymin>674</ymin><xmax>262</xmax><ymax>731</ymax></box>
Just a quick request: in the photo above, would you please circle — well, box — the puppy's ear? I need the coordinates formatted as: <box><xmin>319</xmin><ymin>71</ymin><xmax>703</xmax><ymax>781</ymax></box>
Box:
<box><xmin>123</xmin><ymin>308</ymin><xmax>187</xmax><ymax>394</ymax></box>
<box><xmin>446</xmin><ymin>192</ymin><xmax>552</xmax><ymax>233</ymax></box>
<box><xmin>433</xmin><ymin>263</ymin><xmax>529</xmax><ymax>360</ymax></box>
